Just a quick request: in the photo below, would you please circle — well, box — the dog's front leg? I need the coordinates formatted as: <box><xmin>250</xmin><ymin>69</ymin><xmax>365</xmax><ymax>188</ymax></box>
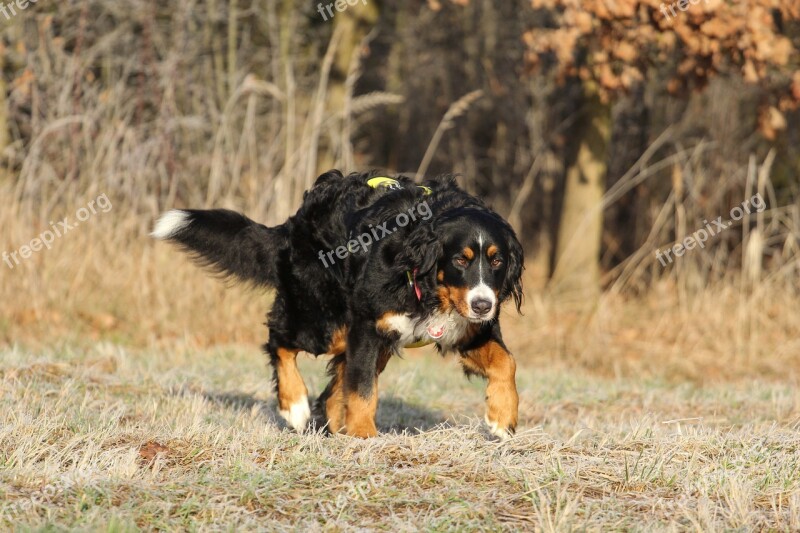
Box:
<box><xmin>460</xmin><ymin>337</ymin><xmax>519</xmax><ymax>440</ymax></box>
<box><xmin>343</xmin><ymin>321</ymin><xmax>385</xmax><ymax>438</ymax></box>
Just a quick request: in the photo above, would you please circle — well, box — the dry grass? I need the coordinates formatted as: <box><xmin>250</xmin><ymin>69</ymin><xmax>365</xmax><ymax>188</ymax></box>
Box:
<box><xmin>1</xmin><ymin>341</ymin><xmax>799</xmax><ymax>531</ymax></box>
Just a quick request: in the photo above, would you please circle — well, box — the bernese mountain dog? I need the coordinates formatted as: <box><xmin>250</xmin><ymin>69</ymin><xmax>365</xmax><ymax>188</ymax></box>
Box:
<box><xmin>152</xmin><ymin>170</ymin><xmax>524</xmax><ymax>439</ymax></box>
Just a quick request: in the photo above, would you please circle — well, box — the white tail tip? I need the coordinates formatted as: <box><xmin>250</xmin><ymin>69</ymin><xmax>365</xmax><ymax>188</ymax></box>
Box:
<box><xmin>151</xmin><ymin>210</ymin><xmax>191</xmax><ymax>239</ymax></box>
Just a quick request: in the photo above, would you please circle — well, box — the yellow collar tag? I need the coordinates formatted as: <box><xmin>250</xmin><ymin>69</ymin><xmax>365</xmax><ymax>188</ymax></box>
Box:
<box><xmin>367</xmin><ymin>176</ymin><xmax>432</xmax><ymax>195</ymax></box>
<box><xmin>367</xmin><ymin>176</ymin><xmax>401</xmax><ymax>189</ymax></box>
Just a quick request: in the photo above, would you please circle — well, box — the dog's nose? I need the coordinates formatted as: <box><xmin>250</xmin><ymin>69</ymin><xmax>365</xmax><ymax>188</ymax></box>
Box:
<box><xmin>471</xmin><ymin>298</ymin><xmax>493</xmax><ymax>315</ymax></box>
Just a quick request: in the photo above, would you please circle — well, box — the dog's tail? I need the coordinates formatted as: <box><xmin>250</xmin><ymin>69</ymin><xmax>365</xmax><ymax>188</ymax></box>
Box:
<box><xmin>151</xmin><ymin>209</ymin><xmax>288</xmax><ymax>287</ymax></box>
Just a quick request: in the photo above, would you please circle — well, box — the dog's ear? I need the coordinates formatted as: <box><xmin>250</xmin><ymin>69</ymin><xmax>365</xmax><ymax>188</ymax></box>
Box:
<box><xmin>501</xmin><ymin>228</ymin><xmax>524</xmax><ymax>313</ymax></box>
<box><xmin>397</xmin><ymin>223</ymin><xmax>442</xmax><ymax>276</ymax></box>
<box><xmin>313</xmin><ymin>169</ymin><xmax>344</xmax><ymax>186</ymax></box>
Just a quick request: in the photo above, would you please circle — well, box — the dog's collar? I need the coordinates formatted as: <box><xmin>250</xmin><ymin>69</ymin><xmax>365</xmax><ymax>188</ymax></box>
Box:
<box><xmin>406</xmin><ymin>268</ymin><xmax>422</xmax><ymax>301</ymax></box>
<box><xmin>367</xmin><ymin>176</ymin><xmax>432</xmax><ymax>195</ymax></box>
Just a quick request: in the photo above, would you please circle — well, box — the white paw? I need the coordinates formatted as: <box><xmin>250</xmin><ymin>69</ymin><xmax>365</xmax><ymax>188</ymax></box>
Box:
<box><xmin>485</xmin><ymin>414</ymin><xmax>513</xmax><ymax>441</ymax></box>
<box><xmin>279</xmin><ymin>396</ymin><xmax>311</xmax><ymax>431</ymax></box>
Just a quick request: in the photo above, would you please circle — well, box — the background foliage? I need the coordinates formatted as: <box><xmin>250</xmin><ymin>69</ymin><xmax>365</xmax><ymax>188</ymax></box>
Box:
<box><xmin>0</xmin><ymin>0</ymin><xmax>798</xmax><ymax>342</ymax></box>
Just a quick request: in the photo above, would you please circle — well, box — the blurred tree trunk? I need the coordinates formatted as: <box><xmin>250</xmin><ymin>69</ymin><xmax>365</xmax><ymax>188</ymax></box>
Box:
<box><xmin>0</xmin><ymin>47</ymin><xmax>8</xmax><ymax>165</ymax></box>
<box><xmin>551</xmin><ymin>83</ymin><xmax>610</xmax><ymax>297</ymax></box>
<box><xmin>317</xmin><ymin>3</ymin><xmax>379</xmax><ymax>175</ymax></box>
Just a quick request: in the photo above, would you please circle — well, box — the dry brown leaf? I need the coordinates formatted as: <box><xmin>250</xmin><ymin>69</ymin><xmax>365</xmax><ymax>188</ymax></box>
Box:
<box><xmin>614</xmin><ymin>41</ymin><xmax>637</xmax><ymax>62</ymax></box>
<box><xmin>138</xmin><ymin>441</ymin><xmax>171</xmax><ymax>463</ymax></box>
<box><xmin>792</xmin><ymin>71</ymin><xmax>800</xmax><ymax>100</ymax></box>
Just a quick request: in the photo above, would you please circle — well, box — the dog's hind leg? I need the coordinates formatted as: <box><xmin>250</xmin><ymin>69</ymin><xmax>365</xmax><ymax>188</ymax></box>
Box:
<box><xmin>267</xmin><ymin>344</ymin><xmax>311</xmax><ymax>431</ymax></box>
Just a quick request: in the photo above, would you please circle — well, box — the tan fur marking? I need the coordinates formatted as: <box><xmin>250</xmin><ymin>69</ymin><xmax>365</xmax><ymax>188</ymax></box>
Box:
<box><xmin>462</xmin><ymin>247</ymin><xmax>474</xmax><ymax>260</ymax></box>
<box><xmin>345</xmin><ymin>387</ymin><xmax>378</xmax><ymax>438</ymax></box>
<box><xmin>326</xmin><ymin>326</ymin><xmax>347</xmax><ymax>355</ymax></box>
<box><xmin>437</xmin><ymin>269</ymin><xmax>445</xmax><ymax>282</ymax></box>
<box><xmin>461</xmin><ymin>340</ymin><xmax>518</xmax><ymax>434</ymax></box>
<box><xmin>460</xmin><ymin>355</ymin><xmax>485</xmax><ymax>376</ymax></box>
<box><xmin>377</xmin><ymin>350</ymin><xmax>392</xmax><ymax>374</ymax></box>
<box><xmin>437</xmin><ymin>285</ymin><xmax>471</xmax><ymax>318</ymax></box>
<box><xmin>325</xmin><ymin>357</ymin><xmax>346</xmax><ymax>433</ymax></box>
<box><xmin>487</xmin><ymin>244</ymin><xmax>499</xmax><ymax>258</ymax></box>
<box><xmin>448</xmin><ymin>286</ymin><xmax>471</xmax><ymax>318</ymax></box>
<box><xmin>437</xmin><ymin>286</ymin><xmax>452</xmax><ymax>313</ymax></box>
<box><xmin>275</xmin><ymin>348</ymin><xmax>307</xmax><ymax>412</ymax></box>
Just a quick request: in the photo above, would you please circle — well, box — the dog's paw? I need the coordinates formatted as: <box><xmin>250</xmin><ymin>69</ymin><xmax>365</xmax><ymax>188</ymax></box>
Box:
<box><xmin>344</xmin><ymin>424</ymin><xmax>378</xmax><ymax>438</ymax></box>
<box><xmin>279</xmin><ymin>396</ymin><xmax>311</xmax><ymax>431</ymax></box>
<box><xmin>485</xmin><ymin>414</ymin><xmax>515</xmax><ymax>441</ymax></box>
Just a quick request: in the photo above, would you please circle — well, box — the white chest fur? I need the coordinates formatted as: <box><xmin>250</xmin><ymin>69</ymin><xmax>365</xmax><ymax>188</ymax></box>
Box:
<box><xmin>382</xmin><ymin>310</ymin><xmax>471</xmax><ymax>351</ymax></box>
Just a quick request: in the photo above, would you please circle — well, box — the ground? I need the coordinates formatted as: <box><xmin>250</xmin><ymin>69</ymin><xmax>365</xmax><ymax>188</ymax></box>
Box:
<box><xmin>2</xmin><ymin>339</ymin><xmax>799</xmax><ymax>531</ymax></box>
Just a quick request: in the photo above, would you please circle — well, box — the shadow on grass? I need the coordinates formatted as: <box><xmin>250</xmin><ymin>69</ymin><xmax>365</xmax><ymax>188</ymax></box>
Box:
<box><xmin>195</xmin><ymin>389</ymin><xmax>449</xmax><ymax>434</ymax></box>
<box><xmin>199</xmin><ymin>390</ymin><xmax>284</xmax><ymax>426</ymax></box>
<box><xmin>375</xmin><ymin>396</ymin><xmax>450</xmax><ymax>433</ymax></box>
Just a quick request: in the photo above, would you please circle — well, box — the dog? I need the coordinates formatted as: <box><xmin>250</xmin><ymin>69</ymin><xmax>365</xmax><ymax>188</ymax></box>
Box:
<box><xmin>152</xmin><ymin>170</ymin><xmax>524</xmax><ymax>439</ymax></box>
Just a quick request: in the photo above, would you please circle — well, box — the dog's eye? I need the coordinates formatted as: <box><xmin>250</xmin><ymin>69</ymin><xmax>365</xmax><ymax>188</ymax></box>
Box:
<box><xmin>490</xmin><ymin>258</ymin><xmax>502</xmax><ymax>268</ymax></box>
<box><xmin>454</xmin><ymin>257</ymin><xmax>468</xmax><ymax>267</ymax></box>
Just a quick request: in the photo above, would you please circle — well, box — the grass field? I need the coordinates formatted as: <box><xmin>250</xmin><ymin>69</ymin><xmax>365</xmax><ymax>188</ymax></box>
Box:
<box><xmin>2</xmin><ymin>332</ymin><xmax>799</xmax><ymax>531</ymax></box>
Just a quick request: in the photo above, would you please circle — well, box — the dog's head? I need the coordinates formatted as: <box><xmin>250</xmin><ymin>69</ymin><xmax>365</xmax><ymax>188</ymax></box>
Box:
<box><xmin>401</xmin><ymin>207</ymin><xmax>523</xmax><ymax>321</ymax></box>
